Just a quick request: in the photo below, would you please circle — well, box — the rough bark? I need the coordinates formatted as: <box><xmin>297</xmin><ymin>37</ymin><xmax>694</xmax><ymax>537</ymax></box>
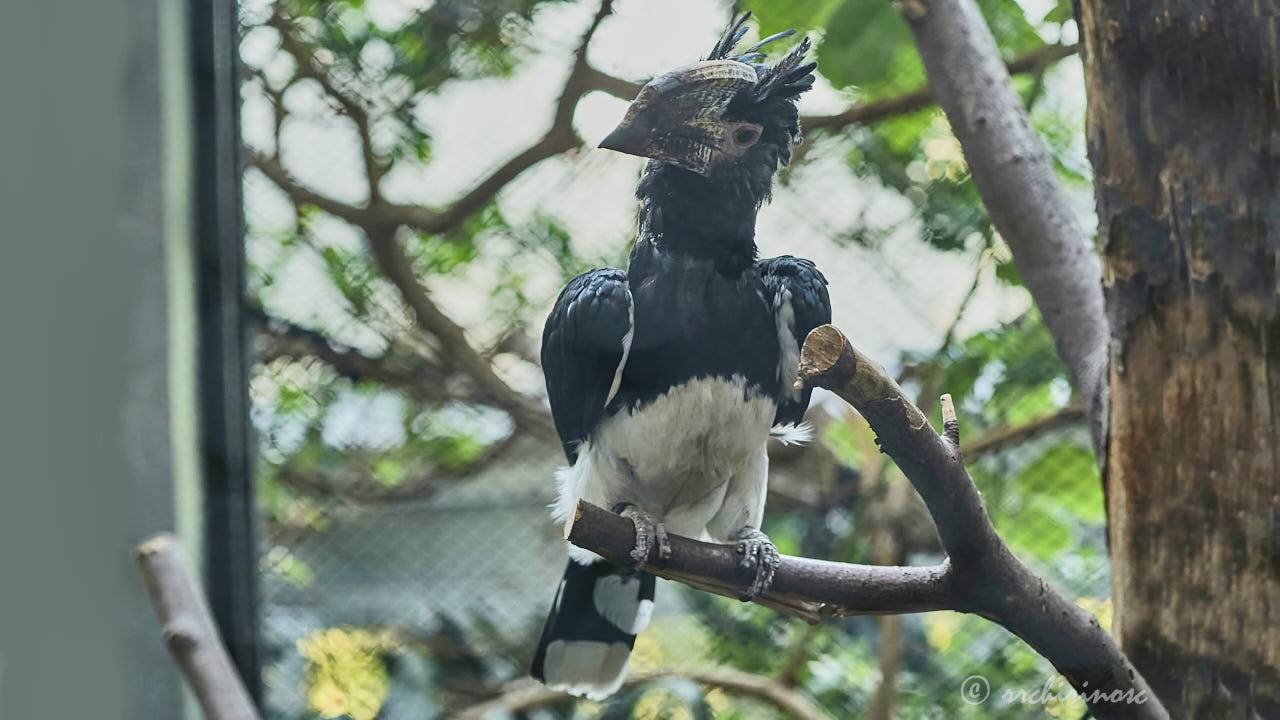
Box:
<box><xmin>1076</xmin><ymin>2</ymin><xmax>1280</xmax><ymax>717</ymax></box>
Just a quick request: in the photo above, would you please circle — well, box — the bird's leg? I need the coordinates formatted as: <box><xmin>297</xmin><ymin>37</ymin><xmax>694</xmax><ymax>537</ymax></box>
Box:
<box><xmin>735</xmin><ymin>527</ymin><xmax>780</xmax><ymax>601</ymax></box>
<box><xmin>617</xmin><ymin>503</ymin><xmax>672</xmax><ymax>568</ymax></box>
<box><xmin>612</xmin><ymin>502</ymin><xmax>672</xmax><ymax>569</ymax></box>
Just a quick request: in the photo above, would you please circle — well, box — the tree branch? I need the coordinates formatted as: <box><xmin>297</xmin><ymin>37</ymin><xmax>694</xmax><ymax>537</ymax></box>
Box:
<box><xmin>567</xmin><ymin>500</ymin><xmax>954</xmax><ymax>624</ymax></box>
<box><xmin>250</xmin><ymin>308</ymin><xmax>453</xmax><ymax>402</ymax></box>
<box><xmin>271</xmin><ymin>434</ymin><xmax>529</xmax><ymax>506</ymax></box>
<box><xmin>567</xmin><ymin>326</ymin><xmax>1167</xmax><ymax>720</ymax></box>
<box><xmin>134</xmin><ymin>535</ymin><xmax>262</xmax><ymax>720</ymax></box>
<box><xmin>902</xmin><ymin>1</ymin><xmax>1109</xmax><ymax>455</ymax></box>
<box><xmin>456</xmin><ymin>667</ymin><xmax>831</xmax><ymax>720</ymax></box>
<box><xmin>580</xmin><ymin>44</ymin><xmax>1078</xmax><ymax>138</ymax></box>
<box><xmin>246</xmin><ymin>3</ymin><xmax>618</xmax><ymax>444</ymax></box>
<box><xmin>963</xmin><ymin>403</ymin><xmax>1085</xmax><ymax>458</ymax></box>
<box><xmin>801</xmin><ymin>42</ymin><xmax>1078</xmax><ymax>133</ymax></box>
<box><xmin>252</xmin><ymin>0</ymin><xmax>615</xmax><ymax>240</ymax></box>
<box><xmin>580</xmin><ymin>64</ymin><xmax>644</xmax><ymax>101</ymax></box>
<box><xmin>359</xmin><ymin>225</ymin><xmax>557</xmax><ymax>440</ymax></box>
<box><xmin>268</xmin><ymin>9</ymin><xmax>385</xmax><ymax>198</ymax></box>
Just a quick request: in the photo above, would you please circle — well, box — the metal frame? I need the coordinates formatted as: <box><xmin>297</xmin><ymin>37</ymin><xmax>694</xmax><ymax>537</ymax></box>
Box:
<box><xmin>190</xmin><ymin>0</ymin><xmax>262</xmax><ymax>703</ymax></box>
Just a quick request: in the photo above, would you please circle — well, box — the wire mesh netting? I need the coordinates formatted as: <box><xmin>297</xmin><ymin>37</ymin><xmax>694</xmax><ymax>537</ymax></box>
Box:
<box><xmin>239</xmin><ymin>0</ymin><xmax>1105</xmax><ymax>717</ymax></box>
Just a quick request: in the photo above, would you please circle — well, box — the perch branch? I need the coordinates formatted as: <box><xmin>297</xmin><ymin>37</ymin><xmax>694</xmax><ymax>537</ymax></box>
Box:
<box><xmin>567</xmin><ymin>500</ymin><xmax>954</xmax><ymax>624</ymax></box>
<box><xmin>456</xmin><ymin>667</ymin><xmax>831</xmax><ymax>720</ymax></box>
<box><xmin>567</xmin><ymin>326</ymin><xmax>1167</xmax><ymax>720</ymax></box>
<box><xmin>902</xmin><ymin>0</ymin><xmax>1109</xmax><ymax>454</ymax></box>
<box><xmin>134</xmin><ymin>534</ymin><xmax>262</xmax><ymax>720</ymax></box>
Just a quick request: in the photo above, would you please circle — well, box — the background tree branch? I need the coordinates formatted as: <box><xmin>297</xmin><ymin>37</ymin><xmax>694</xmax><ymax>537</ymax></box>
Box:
<box><xmin>802</xmin><ymin>42</ymin><xmax>1078</xmax><ymax>133</ymax></box>
<box><xmin>457</xmin><ymin>666</ymin><xmax>832</xmax><ymax>720</ymax></box>
<box><xmin>898</xmin><ymin>0</ymin><xmax>1109</xmax><ymax>455</ymax></box>
<box><xmin>567</xmin><ymin>325</ymin><xmax>1167</xmax><ymax>720</ymax></box>
<box><xmin>134</xmin><ymin>535</ymin><xmax>263</xmax><ymax>720</ymax></box>
<box><xmin>581</xmin><ymin>42</ymin><xmax>1079</xmax><ymax>136</ymax></box>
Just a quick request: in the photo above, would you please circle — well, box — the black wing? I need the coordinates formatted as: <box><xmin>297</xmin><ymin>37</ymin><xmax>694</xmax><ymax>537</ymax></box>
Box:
<box><xmin>759</xmin><ymin>256</ymin><xmax>831</xmax><ymax>427</ymax></box>
<box><xmin>541</xmin><ymin>268</ymin><xmax>633</xmax><ymax>463</ymax></box>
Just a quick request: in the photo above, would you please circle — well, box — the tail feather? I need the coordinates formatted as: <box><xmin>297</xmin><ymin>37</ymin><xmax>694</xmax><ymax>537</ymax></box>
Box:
<box><xmin>531</xmin><ymin>560</ymin><xmax>655</xmax><ymax>700</ymax></box>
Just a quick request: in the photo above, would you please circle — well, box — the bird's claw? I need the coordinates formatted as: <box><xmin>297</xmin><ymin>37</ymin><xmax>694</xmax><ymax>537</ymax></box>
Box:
<box><xmin>615</xmin><ymin>503</ymin><xmax>671</xmax><ymax>569</ymax></box>
<box><xmin>735</xmin><ymin>527</ymin><xmax>779</xmax><ymax>601</ymax></box>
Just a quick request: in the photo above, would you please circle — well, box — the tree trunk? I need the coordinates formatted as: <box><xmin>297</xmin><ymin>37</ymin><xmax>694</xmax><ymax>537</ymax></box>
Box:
<box><xmin>1077</xmin><ymin>2</ymin><xmax>1280</xmax><ymax>717</ymax></box>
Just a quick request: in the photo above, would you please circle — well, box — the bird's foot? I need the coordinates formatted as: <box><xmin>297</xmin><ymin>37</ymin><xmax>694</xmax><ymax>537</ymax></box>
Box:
<box><xmin>735</xmin><ymin>527</ymin><xmax>780</xmax><ymax>601</ymax></box>
<box><xmin>613</xmin><ymin>503</ymin><xmax>671</xmax><ymax>569</ymax></box>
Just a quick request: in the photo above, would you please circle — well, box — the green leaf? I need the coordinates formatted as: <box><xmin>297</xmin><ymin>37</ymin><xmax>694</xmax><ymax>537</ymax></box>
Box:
<box><xmin>994</xmin><ymin>258</ymin><xmax>1024</xmax><ymax>286</ymax></box>
<box><xmin>975</xmin><ymin>0</ymin><xmax>1043</xmax><ymax>55</ymax></box>
<box><xmin>371</xmin><ymin>458</ymin><xmax>407</xmax><ymax>488</ymax></box>
<box><xmin>818</xmin><ymin>0</ymin><xmax>920</xmax><ymax>92</ymax></box>
<box><xmin>745</xmin><ymin>0</ymin><xmax>844</xmax><ymax>36</ymax></box>
<box><xmin>1045</xmin><ymin>0</ymin><xmax>1074</xmax><ymax>24</ymax></box>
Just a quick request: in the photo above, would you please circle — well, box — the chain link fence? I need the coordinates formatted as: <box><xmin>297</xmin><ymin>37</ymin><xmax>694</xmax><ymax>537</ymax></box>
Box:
<box><xmin>239</xmin><ymin>0</ymin><xmax>1104</xmax><ymax>717</ymax></box>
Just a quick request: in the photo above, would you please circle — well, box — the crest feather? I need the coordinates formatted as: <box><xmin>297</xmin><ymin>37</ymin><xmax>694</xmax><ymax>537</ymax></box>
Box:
<box><xmin>706</xmin><ymin>13</ymin><xmax>816</xmax><ymax>104</ymax></box>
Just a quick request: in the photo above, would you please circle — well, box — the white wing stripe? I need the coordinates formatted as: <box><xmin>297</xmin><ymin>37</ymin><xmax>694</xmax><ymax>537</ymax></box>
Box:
<box><xmin>604</xmin><ymin>288</ymin><xmax>635</xmax><ymax>407</ymax></box>
<box><xmin>774</xmin><ymin>288</ymin><xmax>800</xmax><ymax>402</ymax></box>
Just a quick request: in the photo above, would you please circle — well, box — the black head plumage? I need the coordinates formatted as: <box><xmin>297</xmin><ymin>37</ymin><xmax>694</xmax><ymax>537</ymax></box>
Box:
<box><xmin>707</xmin><ymin>12</ymin><xmax>816</xmax><ymax>166</ymax></box>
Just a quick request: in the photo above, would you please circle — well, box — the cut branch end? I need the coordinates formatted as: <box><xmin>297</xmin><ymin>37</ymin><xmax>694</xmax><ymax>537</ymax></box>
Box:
<box><xmin>796</xmin><ymin>324</ymin><xmax>857</xmax><ymax>391</ymax></box>
<box><xmin>940</xmin><ymin>393</ymin><xmax>960</xmax><ymax>447</ymax></box>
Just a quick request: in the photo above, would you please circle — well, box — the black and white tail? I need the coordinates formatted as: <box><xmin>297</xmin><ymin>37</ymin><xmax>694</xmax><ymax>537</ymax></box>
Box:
<box><xmin>530</xmin><ymin>560</ymin><xmax>655</xmax><ymax>699</ymax></box>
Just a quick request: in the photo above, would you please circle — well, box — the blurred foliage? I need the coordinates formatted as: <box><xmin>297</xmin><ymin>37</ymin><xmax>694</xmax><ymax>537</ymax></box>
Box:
<box><xmin>242</xmin><ymin>0</ymin><xmax>1103</xmax><ymax>717</ymax></box>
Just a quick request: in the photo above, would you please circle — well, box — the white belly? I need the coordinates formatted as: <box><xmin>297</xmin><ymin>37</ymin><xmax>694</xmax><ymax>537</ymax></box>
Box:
<box><xmin>552</xmin><ymin>376</ymin><xmax>775</xmax><ymax>556</ymax></box>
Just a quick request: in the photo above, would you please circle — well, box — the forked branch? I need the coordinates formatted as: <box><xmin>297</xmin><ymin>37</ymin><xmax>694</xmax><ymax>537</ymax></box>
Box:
<box><xmin>566</xmin><ymin>325</ymin><xmax>1168</xmax><ymax>720</ymax></box>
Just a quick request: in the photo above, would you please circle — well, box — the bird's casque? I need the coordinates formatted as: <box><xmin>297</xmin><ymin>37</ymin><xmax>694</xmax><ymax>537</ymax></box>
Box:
<box><xmin>599</xmin><ymin>15</ymin><xmax>817</xmax><ymax>177</ymax></box>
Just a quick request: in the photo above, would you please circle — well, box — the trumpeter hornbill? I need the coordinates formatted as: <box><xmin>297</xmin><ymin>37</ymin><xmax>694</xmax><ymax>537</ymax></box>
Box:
<box><xmin>531</xmin><ymin>13</ymin><xmax>831</xmax><ymax>699</ymax></box>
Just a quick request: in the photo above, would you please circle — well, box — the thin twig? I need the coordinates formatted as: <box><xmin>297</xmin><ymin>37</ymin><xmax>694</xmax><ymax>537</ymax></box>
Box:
<box><xmin>940</xmin><ymin>393</ymin><xmax>960</xmax><ymax>447</ymax></box>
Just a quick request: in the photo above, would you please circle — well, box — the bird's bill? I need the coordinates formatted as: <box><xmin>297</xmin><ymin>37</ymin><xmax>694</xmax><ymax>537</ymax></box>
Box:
<box><xmin>597</xmin><ymin>59</ymin><xmax>757</xmax><ymax>175</ymax></box>
<box><xmin>598</xmin><ymin>123</ymin><xmax>645</xmax><ymax>156</ymax></box>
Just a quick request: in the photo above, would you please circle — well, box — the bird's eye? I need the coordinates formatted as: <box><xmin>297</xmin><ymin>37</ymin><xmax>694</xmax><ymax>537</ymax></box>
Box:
<box><xmin>734</xmin><ymin>127</ymin><xmax>760</xmax><ymax>145</ymax></box>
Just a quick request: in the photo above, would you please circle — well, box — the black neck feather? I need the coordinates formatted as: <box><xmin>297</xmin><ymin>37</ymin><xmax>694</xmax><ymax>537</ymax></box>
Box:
<box><xmin>632</xmin><ymin>155</ymin><xmax>778</xmax><ymax>275</ymax></box>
